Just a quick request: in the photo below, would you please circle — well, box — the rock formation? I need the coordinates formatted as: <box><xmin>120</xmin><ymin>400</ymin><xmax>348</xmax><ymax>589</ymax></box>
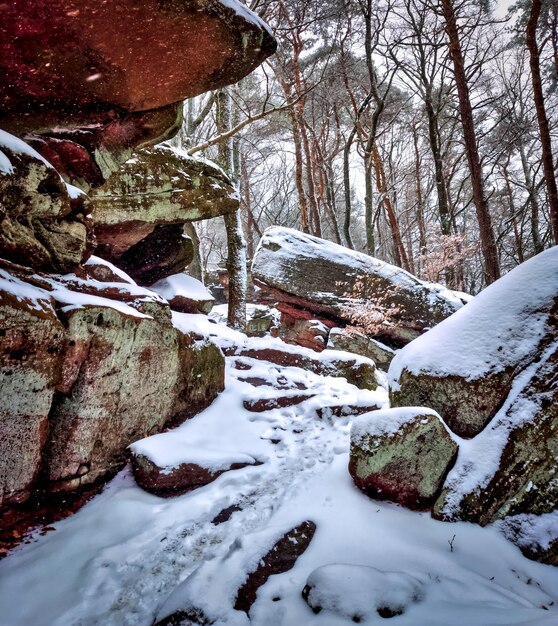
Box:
<box><xmin>252</xmin><ymin>227</ymin><xmax>466</xmax><ymax>347</ymax></box>
<box><xmin>350</xmin><ymin>408</ymin><xmax>458</xmax><ymax>510</ymax></box>
<box><xmin>0</xmin><ymin>0</ymin><xmax>275</xmax><ymax>521</ymax></box>
<box><xmin>382</xmin><ymin>247</ymin><xmax>558</xmax><ymax>563</ymax></box>
<box><xmin>1</xmin><ymin>0</ymin><xmax>276</xmax><ymax>186</ymax></box>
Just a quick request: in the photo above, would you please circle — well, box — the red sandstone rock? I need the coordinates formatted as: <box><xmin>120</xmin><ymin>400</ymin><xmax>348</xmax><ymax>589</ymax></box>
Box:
<box><xmin>0</xmin><ymin>0</ymin><xmax>276</xmax><ymax>135</ymax></box>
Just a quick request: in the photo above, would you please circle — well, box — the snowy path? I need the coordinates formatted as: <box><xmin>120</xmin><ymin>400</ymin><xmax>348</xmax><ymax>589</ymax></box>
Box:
<box><xmin>0</xmin><ymin>350</ymin><xmax>557</xmax><ymax>626</ymax></box>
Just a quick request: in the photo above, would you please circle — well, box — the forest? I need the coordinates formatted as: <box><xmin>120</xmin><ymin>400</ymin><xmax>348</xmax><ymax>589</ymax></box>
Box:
<box><xmin>180</xmin><ymin>0</ymin><xmax>558</xmax><ymax>296</ymax></box>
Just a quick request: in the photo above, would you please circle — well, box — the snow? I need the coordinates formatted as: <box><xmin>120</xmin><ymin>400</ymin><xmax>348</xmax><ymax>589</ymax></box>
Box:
<box><xmin>84</xmin><ymin>256</ymin><xmax>137</xmax><ymax>284</ymax></box>
<box><xmin>496</xmin><ymin>511</ymin><xmax>558</xmax><ymax>554</ymax></box>
<box><xmin>217</xmin><ymin>0</ymin><xmax>273</xmax><ymax>37</ymax></box>
<box><xmin>389</xmin><ymin>247</ymin><xmax>558</xmax><ymax>387</ymax></box>
<box><xmin>0</xmin><ymin>330</ymin><xmax>557</xmax><ymax>626</ymax></box>
<box><xmin>0</xmin><ymin>268</ymin><xmax>56</xmax><ymax>315</ymax></box>
<box><xmin>351</xmin><ymin>407</ymin><xmax>443</xmax><ymax>440</ymax></box>
<box><xmin>0</xmin><ymin>128</ymin><xmax>54</xmax><ymax>174</ymax></box>
<box><xmin>150</xmin><ymin>273</ymin><xmax>213</xmax><ymax>302</ymax></box>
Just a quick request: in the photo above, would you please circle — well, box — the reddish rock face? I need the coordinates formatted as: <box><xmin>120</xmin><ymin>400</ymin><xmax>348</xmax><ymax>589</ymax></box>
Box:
<box><xmin>0</xmin><ymin>0</ymin><xmax>276</xmax><ymax>135</ymax></box>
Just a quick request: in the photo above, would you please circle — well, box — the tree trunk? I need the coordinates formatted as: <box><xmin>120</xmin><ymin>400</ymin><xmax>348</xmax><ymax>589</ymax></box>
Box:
<box><xmin>526</xmin><ymin>0</ymin><xmax>558</xmax><ymax>244</ymax></box>
<box><xmin>440</xmin><ymin>0</ymin><xmax>500</xmax><ymax>284</ymax></box>
<box><xmin>216</xmin><ymin>89</ymin><xmax>247</xmax><ymax>331</ymax></box>
<box><xmin>183</xmin><ymin>222</ymin><xmax>204</xmax><ymax>283</ymax></box>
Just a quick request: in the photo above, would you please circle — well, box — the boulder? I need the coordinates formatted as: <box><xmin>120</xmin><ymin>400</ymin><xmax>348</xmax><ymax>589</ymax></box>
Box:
<box><xmin>150</xmin><ymin>273</ymin><xmax>215</xmax><ymax>315</ymax></box>
<box><xmin>349</xmin><ymin>408</ymin><xmax>458</xmax><ymax>510</ymax></box>
<box><xmin>1</xmin><ymin>0</ymin><xmax>276</xmax><ymax>135</ymax></box>
<box><xmin>91</xmin><ymin>145</ymin><xmax>239</xmax><ymax>259</ymax></box>
<box><xmin>129</xmin><ymin>447</ymin><xmax>258</xmax><ymax>497</ymax></box>
<box><xmin>389</xmin><ymin>247</ymin><xmax>558</xmax><ymax>438</ymax></box>
<box><xmin>252</xmin><ymin>227</ymin><xmax>464</xmax><ymax>346</ymax></box>
<box><xmin>0</xmin><ymin>130</ymin><xmax>92</xmax><ymax>273</ymax></box>
<box><xmin>277</xmin><ymin>305</ymin><xmax>332</xmax><ymax>352</ymax></box>
<box><xmin>327</xmin><ymin>327</ymin><xmax>396</xmax><ymax>370</ymax></box>
<box><xmin>433</xmin><ymin>341</ymin><xmax>558</xmax><ymax>530</ymax></box>
<box><xmin>114</xmin><ymin>225</ymin><xmax>195</xmax><ymax>286</ymax></box>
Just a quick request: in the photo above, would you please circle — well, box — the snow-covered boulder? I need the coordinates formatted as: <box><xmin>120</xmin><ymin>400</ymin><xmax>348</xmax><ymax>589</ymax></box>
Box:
<box><xmin>302</xmin><ymin>564</ymin><xmax>425</xmax><ymax>621</ymax></box>
<box><xmin>251</xmin><ymin>227</ymin><xmax>464</xmax><ymax>346</ymax></box>
<box><xmin>389</xmin><ymin>247</ymin><xmax>558</xmax><ymax>438</ymax></box>
<box><xmin>349</xmin><ymin>408</ymin><xmax>458</xmax><ymax>510</ymax></box>
<box><xmin>91</xmin><ymin>145</ymin><xmax>238</xmax><ymax>260</ymax></box>
<box><xmin>129</xmin><ymin>441</ymin><xmax>258</xmax><ymax>496</ymax></box>
<box><xmin>150</xmin><ymin>273</ymin><xmax>215</xmax><ymax>315</ymax></box>
<box><xmin>327</xmin><ymin>327</ymin><xmax>396</xmax><ymax>370</ymax></box>
<box><xmin>0</xmin><ymin>130</ymin><xmax>92</xmax><ymax>273</ymax></box>
<box><xmin>432</xmin><ymin>341</ymin><xmax>558</xmax><ymax>559</ymax></box>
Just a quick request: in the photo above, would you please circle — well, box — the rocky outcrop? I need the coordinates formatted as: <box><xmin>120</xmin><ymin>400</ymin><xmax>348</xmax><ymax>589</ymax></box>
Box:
<box><xmin>0</xmin><ymin>131</ymin><xmax>92</xmax><ymax>274</ymax></box>
<box><xmin>349</xmin><ymin>408</ymin><xmax>458</xmax><ymax>510</ymax></box>
<box><xmin>252</xmin><ymin>227</ymin><xmax>464</xmax><ymax>346</ymax></box>
<box><xmin>0</xmin><ymin>263</ymin><xmax>225</xmax><ymax>505</ymax></box>
<box><xmin>91</xmin><ymin>145</ymin><xmax>239</xmax><ymax>261</ymax></box>
<box><xmin>1</xmin><ymin>0</ymin><xmax>276</xmax><ymax>193</ymax></box>
<box><xmin>389</xmin><ymin>247</ymin><xmax>558</xmax><ymax>438</ymax></box>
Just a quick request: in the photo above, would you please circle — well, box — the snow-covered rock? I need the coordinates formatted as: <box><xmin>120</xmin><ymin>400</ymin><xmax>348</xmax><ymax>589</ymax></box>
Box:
<box><xmin>350</xmin><ymin>407</ymin><xmax>458</xmax><ymax>510</ymax></box>
<box><xmin>252</xmin><ymin>227</ymin><xmax>464</xmax><ymax>345</ymax></box>
<box><xmin>432</xmin><ymin>340</ymin><xmax>558</xmax><ymax>560</ymax></box>
<box><xmin>150</xmin><ymin>272</ymin><xmax>215</xmax><ymax>315</ymax></box>
<box><xmin>0</xmin><ymin>130</ymin><xmax>92</xmax><ymax>274</ymax></box>
<box><xmin>302</xmin><ymin>564</ymin><xmax>425</xmax><ymax>621</ymax></box>
<box><xmin>389</xmin><ymin>247</ymin><xmax>558</xmax><ymax>438</ymax></box>
<box><xmin>129</xmin><ymin>443</ymin><xmax>259</xmax><ymax>497</ymax></box>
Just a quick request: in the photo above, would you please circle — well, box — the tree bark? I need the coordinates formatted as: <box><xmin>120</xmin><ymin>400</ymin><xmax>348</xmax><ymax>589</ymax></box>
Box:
<box><xmin>526</xmin><ymin>0</ymin><xmax>558</xmax><ymax>244</ymax></box>
<box><xmin>439</xmin><ymin>0</ymin><xmax>500</xmax><ymax>284</ymax></box>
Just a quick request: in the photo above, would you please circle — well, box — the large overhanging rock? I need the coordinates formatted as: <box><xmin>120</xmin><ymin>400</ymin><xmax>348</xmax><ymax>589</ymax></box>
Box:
<box><xmin>251</xmin><ymin>227</ymin><xmax>464</xmax><ymax>346</ymax></box>
<box><xmin>91</xmin><ymin>145</ymin><xmax>239</xmax><ymax>261</ymax></box>
<box><xmin>0</xmin><ymin>0</ymin><xmax>276</xmax><ymax>135</ymax></box>
<box><xmin>389</xmin><ymin>247</ymin><xmax>558</xmax><ymax>439</ymax></box>
<box><xmin>0</xmin><ymin>260</ymin><xmax>225</xmax><ymax>506</ymax></box>
<box><xmin>0</xmin><ymin>130</ymin><xmax>92</xmax><ymax>273</ymax></box>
